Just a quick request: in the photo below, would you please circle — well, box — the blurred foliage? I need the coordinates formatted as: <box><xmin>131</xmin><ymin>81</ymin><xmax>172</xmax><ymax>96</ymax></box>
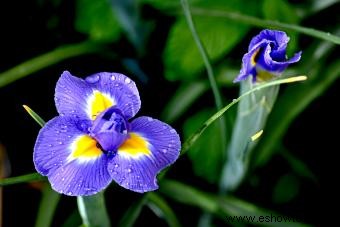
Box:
<box><xmin>1</xmin><ymin>0</ymin><xmax>337</xmax><ymax>226</ymax></box>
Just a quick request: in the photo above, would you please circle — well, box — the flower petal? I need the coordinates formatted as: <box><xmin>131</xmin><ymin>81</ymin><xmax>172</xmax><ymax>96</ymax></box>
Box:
<box><xmin>108</xmin><ymin>117</ymin><xmax>181</xmax><ymax>193</ymax></box>
<box><xmin>34</xmin><ymin>116</ymin><xmax>112</xmax><ymax>196</ymax></box>
<box><xmin>55</xmin><ymin>71</ymin><xmax>94</xmax><ymax>120</ymax></box>
<box><xmin>257</xmin><ymin>44</ymin><xmax>302</xmax><ymax>73</ymax></box>
<box><xmin>85</xmin><ymin>72</ymin><xmax>141</xmax><ymax>119</ymax></box>
<box><xmin>234</xmin><ymin>42</ymin><xmax>265</xmax><ymax>82</ymax></box>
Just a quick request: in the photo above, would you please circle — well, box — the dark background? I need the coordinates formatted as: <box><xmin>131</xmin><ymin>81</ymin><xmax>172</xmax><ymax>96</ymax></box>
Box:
<box><xmin>1</xmin><ymin>0</ymin><xmax>335</xmax><ymax>226</ymax></box>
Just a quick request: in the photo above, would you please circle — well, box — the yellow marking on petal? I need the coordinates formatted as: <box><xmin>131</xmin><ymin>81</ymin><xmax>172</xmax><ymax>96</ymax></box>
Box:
<box><xmin>256</xmin><ymin>70</ymin><xmax>275</xmax><ymax>82</ymax></box>
<box><xmin>118</xmin><ymin>133</ymin><xmax>151</xmax><ymax>157</ymax></box>
<box><xmin>251</xmin><ymin>130</ymin><xmax>264</xmax><ymax>141</ymax></box>
<box><xmin>71</xmin><ymin>135</ymin><xmax>102</xmax><ymax>159</ymax></box>
<box><xmin>250</xmin><ymin>49</ymin><xmax>260</xmax><ymax>66</ymax></box>
<box><xmin>88</xmin><ymin>90</ymin><xmax>114</xmax><ymax>120</ymax></box>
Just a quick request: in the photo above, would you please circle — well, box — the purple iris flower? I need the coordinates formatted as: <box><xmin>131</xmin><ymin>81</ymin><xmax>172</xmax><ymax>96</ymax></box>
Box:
<box><xmin>234</xmin><ymin>29</ymin><xmax>302</xmax><ymax>82</ymax></box>
<box><xmin>34</xmin><ymin>71</ymin><xmax>181</xmax><ymax>196</ymax></box>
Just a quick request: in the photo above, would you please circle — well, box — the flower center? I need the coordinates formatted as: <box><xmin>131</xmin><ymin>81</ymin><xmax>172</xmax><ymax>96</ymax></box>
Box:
<box><xmin>89</xmin><ymin>106</ymin><xmax>129</xmax><ymax>154</ymax></box>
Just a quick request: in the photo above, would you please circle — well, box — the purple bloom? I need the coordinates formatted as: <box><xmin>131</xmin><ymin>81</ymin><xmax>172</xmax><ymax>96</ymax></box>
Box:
<box><xmin>34</xmin><ymin>71</ymin><xmax>181</xmax><ymax>196</ymax></box>
<box><xmin>234</xmin><ymin>29</ymin><xmax>302</xmax><ymax>82</ymax></box>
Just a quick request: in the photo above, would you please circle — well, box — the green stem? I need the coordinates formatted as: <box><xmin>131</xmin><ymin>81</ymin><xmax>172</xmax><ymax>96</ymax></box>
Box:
<box><xmin>181</xmin><ymin>76</ymin><xmax>307</xmax><ymax>155</ymax></box>
<box><xmin>0</xmin><ymin>173</ymin><xmax>44</xmax><ymax>186</ymax></box>
<box><xmin>180</xmin><ymin>0</ymin><xmax>227</xmax><ymax>151</ymax></box>
<box><xmin>189</xmin><ymin>7</ymin><xmax>340</xmax><ymax>44</ymax></box>
<box><xmin>77</xmin><ymin>192</ymin><xmax>111</xmax><ymax>227</ymax></box>
<box><xmin>35</xmin><ymin>184</ymin><xmax>61</xmax><ymax>227</ymax></box>
<box><xmin>0</xmin><ymin>41</ymin><xmax>105</xmax><ymax>88</ymax></box>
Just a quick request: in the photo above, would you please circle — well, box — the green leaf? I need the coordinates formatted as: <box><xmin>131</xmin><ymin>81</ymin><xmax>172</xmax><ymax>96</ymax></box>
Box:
<box><xmin>118</xmin><ymin>196</ymin><xmax>147</xmax><ymax>227</ymax></box>
<box><xmin>262</xmin><ymin>0</ymin><xmax>300</xmax><ymax>54</ymax></box>
<box><xmin>62</xmin><ymin>210</ymin><xmax>82</xmax><ymax>227</ymax></box>
<box><xmin>220</xmin><ymin>79</ymin><xmax>279</xmax><ymax>191</ymax></box>
<box><xmin>181</xmin><ymin>75</ymin><xmax>307</xmax><ymax>156</ymax></box>
<box><xmin>272</xmin><ymin>174</ymin><xmax>300</xmax><ymax>204</ymax></box>
<box><xmin>160</xmin><ymin>180</ymin><xmax>310</xmax><ymax>227</ymax></box>
<box><xmin>184</xmin><ymin>109</ymin><xmax>224</xmax><ymax>183</ymax></box>
<box><xmin>280</xmin><ymin>149</ymin><xmax>317</xmax><ymax>181</ymax></box>
<box><xmin>262</xmin><ymin>0</ymin><xmax>299</xmax><ymax>24</ymax></box>
<box><xmin>77</xmin><ymin>192</ymin><xmax>111</xmax><ymax>227</ymax></box>
<box><xmin>147</xmin><ymin>193</ymin><xmax>181</xmax><ymax>227</ymax></box>
<box><xmin>255</xmin><ymin>60</ymin><xmax>340</xmax><ymax>166</ymax></box>
<box><xmin>161</xmin><ymin>81</ymin><xmax>209</xmax><ymax>123</ymax></box>
<box><xmin>75</xmin><ymin>0</ymin><xmax>121</xmax><ymax>42</ymax></box>
<box><xmin>164</xmin><ymin>17</ymin><xmax>248</xmax><ymax>81</ymax></box>
<box><xmin>23</xmin><ymin>105</ymin><xmax>45</xmax><ymax>127</ymax></box>
<box><xmin>0</xmin><ymin>41</ymin><xmax>104</xmax><ymax>88</ymax></box>
<box><xmin>0</xmin><ymin>173</ymin><xmax>45</xmax><ymax>186</ymax></box>
<box><xmin>189</xmin><ymin>8</ymin><xmax>340</xmax><ymax>45</ymax></box>
<box><xmin>35</xmin><ymin>184</ymin><xmax>61</xmax><ymax>227</ymax></box>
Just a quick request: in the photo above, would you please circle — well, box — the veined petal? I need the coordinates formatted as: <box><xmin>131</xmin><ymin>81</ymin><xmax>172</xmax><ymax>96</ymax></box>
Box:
<box><xmin>85</xmin><ymin>72</ymin><xmax>141</xmax><ymax>119</ymax></box>
<box><xmin>108</xmin><ymin>117</ymin><xmax>181</xmax><ymax>193</ymax></box>
<box><xmin>257</xmin><ymin>44</ymin><xmax>302</xmax><ymax>73</ymax></box>
<box><xmin>48</xmin><ymin>154</ymin><xmax>111</xmax><ymax>196</ymax></box>
<box><xmin>34</xmin><ymin>116</ymin><xmax>111</xmax><ymax>196</ymax></box>
<box><xmin>234</xmin><ymin>43</ymin><xmax>265</xmax><ymax>82</ymax></box>
<box><xmin>55</xmin><ymin>71</ymin><xmax>94</xmax><ymax>120</ymax></box>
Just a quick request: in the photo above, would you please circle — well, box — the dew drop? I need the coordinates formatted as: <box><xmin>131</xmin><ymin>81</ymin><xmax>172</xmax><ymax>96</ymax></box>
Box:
<box><xmin>114</xmin><ymin>164</ymin><xmax>119</xmax><ymax>168</ymax></box>
<box><xmin>62</xmin><ymin>177</ymin><xmax>65</xmax><ymax>181</ymax></box>
<box><xmin>170</xmin><ymin>129</ymin><xmax>176</xmax><ymax>134</ymax></box>
<box><xmin>86</xmin><ymin>74</ymin><xmax>100</xmax><ymax>83</ymax></box>
<box><xmin>127</xmin><ymin>168</ymin><xmax>132</xmax><ymax>173</ymax></box>
<box><xmin>162</xmin><ymin>149</ymin><xmax>167</xmax><ymax>153</ymax></box>
<box><xmin>124</xmin><ymin>77</ymin><xmax>131</xmax><ymax>84</ymax></box>
<box><xmin>59</xmin><ymin>141</ymin><xmax>63</xmax><ymax>145</ymax></box>
<box><xmin>147</xmin><ymin>117</ymin><xmax>153</xmax><ymax>122</ymax></box>
<box><xmin>67</xmin><ymin>192</ymin><xmax>73</xmax><ymax>195</ymax></box>
<box><xmin>111</xmin><ymin>75</ymin><xmax>116</xmax><ymax>81</ymax></box>
<box><xmin>232</xmin><ymin>99</ymin><xmax>237</xmax><ymax>102</ymax></box>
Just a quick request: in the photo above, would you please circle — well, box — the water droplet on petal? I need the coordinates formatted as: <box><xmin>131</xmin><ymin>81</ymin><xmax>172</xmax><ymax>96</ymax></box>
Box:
<box><xmin>59</xmin><ymin>141</ymin><xmax>63</xmax><ymax>145</ymax></box>
<box><xmin>86</xmin><ymin>75</ymin><xmax>100</xmax><ymax>83</ymax></box>
<box><xmin>114</xmin><ymin>164</ymin><xmax>119</xmax><ymax>168</ymax></box>
<box><xmin>170</xmin><ymin>129</ymin><xmax>176</xmax><ymax>134</ymax></box>
<box><xmin>147</xmin><ymin>117</ymin><xmax>153</xmax><ymax>122</ymax></box>
<box><xmin>111</xmin><ymin>75</ymin><xmax>116</xmax><ymax>81</ymax></box>
<box><xmin>62</xmin><ymin>178</ymin><xmax>65</xmax><ymax>181</ymax></box>
<box><xmin>127</xmin><ymin>168</ymin><xmax>132</xmax><ymax>173</ymax></box>
<box><xmin>162</xmin><ymin>149</ymin><xmax>167</xmax><ymax>153</ymax></box>
<box><xmin>124</xmin><ymin>77</ymin><xmax>131</xmax><ymax>84</ymax></box>
<box><xmin>67</xmin><ymin>192</ymin><xmax>73</xmax><ymax>195</ymax></box>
